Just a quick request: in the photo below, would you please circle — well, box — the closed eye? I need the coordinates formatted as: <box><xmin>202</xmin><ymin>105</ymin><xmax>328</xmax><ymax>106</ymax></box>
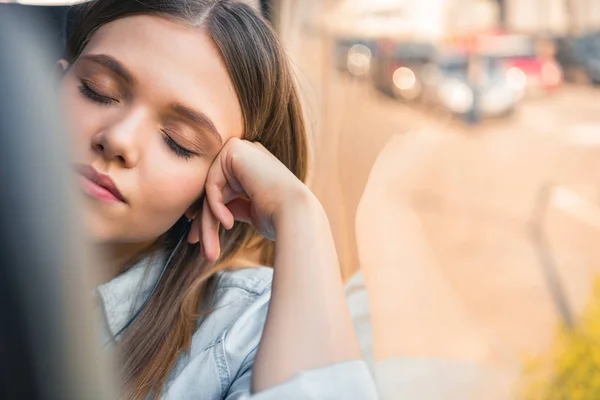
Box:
<box><xmin>78</xmin><ymin>80</ymin><xmax>117</xmax><ymax>105</ymax></box>
<box><xmin>161</xmin><ymin>131</ymin><xmax>197</xmax><ymax>160</ymax></box>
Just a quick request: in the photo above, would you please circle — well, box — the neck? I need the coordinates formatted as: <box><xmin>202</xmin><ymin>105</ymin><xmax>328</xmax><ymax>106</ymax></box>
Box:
<box><xmin>99</xmin><ymin>240</ymin><xmax>156</xmax><ymax>282</ymax></box>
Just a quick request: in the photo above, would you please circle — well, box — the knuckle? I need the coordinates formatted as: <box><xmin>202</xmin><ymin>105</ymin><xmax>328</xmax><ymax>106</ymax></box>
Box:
<box><xmin>227</xmin><ymin>136</ymin><xmax>242</xmax><ymax>149</ymax></box>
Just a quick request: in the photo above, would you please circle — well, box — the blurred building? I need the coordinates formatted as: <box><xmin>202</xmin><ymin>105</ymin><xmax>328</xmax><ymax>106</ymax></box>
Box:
<box><xmin>446</xmin><ymin>0</ymin><xmax>499</xmax><ymax>34</ymax></box>
<box><xmin>505</xmin><ymin>0</ymin><xmax>600</xmax><ymax>35</ymax></box>
<box><xmin>324</xmin><ymin>0</ymin><xmax>501</xmax><ymax>40</ymax></box>
<box><xmin>319</xmin><ymin>0</ymin><xmax>600</xmax><ymax>40</ymax></box>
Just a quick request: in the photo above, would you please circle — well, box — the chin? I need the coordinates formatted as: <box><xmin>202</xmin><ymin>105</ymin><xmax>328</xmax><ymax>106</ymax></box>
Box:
<box><xmin>82</xmin><ymin>205</ymin><xmax>182</xmax><ymax>245</ymax></box>
<box><xmin>80</xmin><ymin>207</ymin><xmax>122</xmax><ymax>243</ymax></box>
<box><xmin>83</xmin><ymin>217</ymin><xmax>115</xmax><ymax>244</ymax></box>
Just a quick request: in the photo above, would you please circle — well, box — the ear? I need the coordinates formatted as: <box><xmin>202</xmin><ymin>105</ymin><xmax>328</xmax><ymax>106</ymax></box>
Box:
<box><xmin>54</xmin><ymin>59</ymin><xmax>70</xmax><ymax>80</ymax></box>
<box><xmin>184</xmin><ymin>207</ymin><xmax>197</xmax><ymax>221</ymax></box>
<box><xmin>184</xmin><ymin>190</ymin><xmax>207</xmax><ymax>223</ymax></box>
<box><xmin>184</xmin><ymin>195</ymin><xmax>204</xmax><ymax>220</ymax></box>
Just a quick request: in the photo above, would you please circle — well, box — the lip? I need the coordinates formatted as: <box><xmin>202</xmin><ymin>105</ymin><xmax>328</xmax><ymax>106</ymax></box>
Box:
<box><xmin>75</xmin><ymin>164</ymin><xmax>127</xmax><ymax>203</ymax></box>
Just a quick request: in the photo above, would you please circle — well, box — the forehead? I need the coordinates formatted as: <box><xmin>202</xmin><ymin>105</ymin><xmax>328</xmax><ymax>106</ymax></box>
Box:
<box><xmin>81</xmin><ymin>15</ymin><xmax>243</xmax><ymax>142</ymax></box>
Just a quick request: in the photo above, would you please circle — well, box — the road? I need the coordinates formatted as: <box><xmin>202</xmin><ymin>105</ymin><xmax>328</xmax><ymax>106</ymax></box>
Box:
<box><xmin>292</xmin><ymin>31</ymin><xmax>600</xmax><ymax>365</ymax></box>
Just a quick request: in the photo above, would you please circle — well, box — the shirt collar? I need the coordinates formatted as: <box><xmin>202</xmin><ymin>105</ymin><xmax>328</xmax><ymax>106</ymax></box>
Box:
<box><xmin>96</xmin><ymin>252</ymin><xmax>165</xmax><ymax>338</ymax></box>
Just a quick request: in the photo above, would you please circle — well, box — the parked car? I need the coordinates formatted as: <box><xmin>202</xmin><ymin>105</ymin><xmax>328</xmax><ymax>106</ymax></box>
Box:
<box><xmin>580</xmin><ymin>33</ymin><xmax>600</xmax><ymax>84</ymax></box>
<box><xmin>328</xmin><ymin>5</ymin><xmax>419</xmax><ymax>78</ymax></box>
<box><xmin>332</xmin><ymin>37</ymin><xmax>376</xmax><ymax>76</ymax></box>
<box><xmin>420</xmin><ymin>52</ymin><xmax>523</xmax><ymax>123</ymax></box>
<box><xmin>555</xmin><ymin>32</ymin><xmax>600</xmax><ymax>85</ymax></box>
<box><xmin>478</xmin><ymin>33</ymin><xmax>562</xmax><ymax>96</ymax></box>
<box><xmin>370</xmin><ymin>39</ymin><xmax>436</xmax><ymax>99</ymax></box>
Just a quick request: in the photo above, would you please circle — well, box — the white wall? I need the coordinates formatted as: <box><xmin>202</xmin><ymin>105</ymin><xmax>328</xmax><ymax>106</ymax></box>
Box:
<box><xmin>506</xmin><ymin>0</ymin><xmax>600</xmax><ymax>35</ymax></box>
<box><xmin>574</xmin><ymin>0</ymin><xmax>600</xmax><ymax>32</ymax></box>
<box><xmin>446</xmin><ymin>0</ymin><xmax>499</xmax><ymax>34</ymax></box>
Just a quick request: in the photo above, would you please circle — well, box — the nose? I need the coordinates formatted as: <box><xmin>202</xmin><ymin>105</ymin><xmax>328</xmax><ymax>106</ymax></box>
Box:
<box><xmin>91</xmin><ymin>109</ymin><xmax>146</xmax><ymax>168</ymax></box>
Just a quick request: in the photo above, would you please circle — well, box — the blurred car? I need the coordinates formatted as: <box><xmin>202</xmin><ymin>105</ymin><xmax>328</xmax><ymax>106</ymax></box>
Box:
<box><xmin>579</xmin><ymin>33</ymin><xmax>600</xmax><ymax>84</ymax></box>
<box><xmin>477</xmin><ymin>33</ymin><xmax>563</xmax><ymax>96</ymax></box>
<box><xmin>555</xmin><ymin>32</ymin><xmax>600</xmax><ymax>85</ymax></box>
<box><xmin>328</xmin><ymin>5</ymin><xmax>425</xmax><ymax>78</ymax></box>
<box><xmin>370</xmin><ymin>39</ymin><xmax>436</xmax><ymax>99</ymax></box>
<box><xmin>555</xmin><ymin>36</ymin><xmax>585</xmax><ymax>82</ymax></box>
<box><xmin>332</xmin><ymin>37</ymin><xmax>376</xmax><ymax>77</ymax></box>
<box><xmin>420</xmin><ymin>52</ymin><xmax>523</xmax><ymax>123</ymax></box>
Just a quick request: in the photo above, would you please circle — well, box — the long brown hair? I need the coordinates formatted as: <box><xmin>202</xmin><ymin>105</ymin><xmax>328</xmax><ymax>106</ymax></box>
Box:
<box><xmin>65</xmin><ymin>1</ymin><xmax>308</xmax><ymax>398</ymax></box>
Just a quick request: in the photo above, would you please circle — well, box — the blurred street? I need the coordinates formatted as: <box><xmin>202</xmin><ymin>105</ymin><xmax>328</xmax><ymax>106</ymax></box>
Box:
<box><xmin>293</xmin><ymin>31</ymin><xmax>600</xmax><ymax>363</ymax></box>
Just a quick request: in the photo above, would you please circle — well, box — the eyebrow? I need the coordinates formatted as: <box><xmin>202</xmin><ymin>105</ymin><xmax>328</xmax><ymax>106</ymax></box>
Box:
<box><xmin>80</xmin><ymin>54</ymin><xmax>136</xmax><ymax>85</ymax></box>
<box><xmin>170</xmin><ymin>103</ymin><xmax>223</xmax><ymax>145</ymax></box>
<box><xmin>80</xmin><ymin>53</ymin><xmax>224</xmax><ymax>145</ymax></box>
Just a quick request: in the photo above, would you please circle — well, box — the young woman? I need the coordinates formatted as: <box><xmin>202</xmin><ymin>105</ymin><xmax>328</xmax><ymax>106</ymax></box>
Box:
<box><xmin>58</xmin><ymin>0</ymin><xmax>377</xmax><ymax>398</ymax></box>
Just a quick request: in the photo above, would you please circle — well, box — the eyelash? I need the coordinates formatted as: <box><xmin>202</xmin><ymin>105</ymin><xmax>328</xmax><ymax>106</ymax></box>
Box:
<box><xmin>78</xmin><ymin>80</ymin><xmax>116</xmax><ymax>105</ymax></box>
<box><xmin>162</xmin><ymin>131</ymin><xmax>196</xmax><ymax>160</ymax></box>
<box><xmin>78</xmin><ymin>80</ymin><xmax>196</xmax><ymax>160</ymax></box>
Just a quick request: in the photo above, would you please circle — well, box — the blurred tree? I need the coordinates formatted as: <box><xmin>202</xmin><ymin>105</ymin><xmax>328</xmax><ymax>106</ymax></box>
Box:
<box><xmin>522</xmin><ymin>278</ymin><xmax>600</xmax><ymax>400</ymax></box>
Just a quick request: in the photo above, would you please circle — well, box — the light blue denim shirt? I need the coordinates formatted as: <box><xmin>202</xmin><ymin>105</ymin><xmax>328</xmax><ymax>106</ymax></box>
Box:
<box><xmin>97</xmin><ymin>254</ymin><xmax>379</xmax><ymax>399</ymax></box>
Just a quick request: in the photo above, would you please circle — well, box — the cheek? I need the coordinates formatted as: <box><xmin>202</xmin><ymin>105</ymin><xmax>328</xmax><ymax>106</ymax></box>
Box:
<box><xmin>140</xmin><ymin>162</ymin><xmax>208</xmax><ymax>220</ymax></box>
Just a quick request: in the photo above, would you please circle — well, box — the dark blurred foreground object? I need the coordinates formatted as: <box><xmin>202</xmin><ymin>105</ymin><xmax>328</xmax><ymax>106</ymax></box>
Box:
<box><xmin>0</xmin><ymin>7</ymin><xmax>113</xmax><ymax>400</ymax></box>
<box><xmin>0</xmin><ymin>1</ymin><xmax>92</xmax><ymax>60</ymax></box>
<box><xmin>0</xmin><ymin>2</ymin><xmax>72</xmax><ymax>60</ymax></box>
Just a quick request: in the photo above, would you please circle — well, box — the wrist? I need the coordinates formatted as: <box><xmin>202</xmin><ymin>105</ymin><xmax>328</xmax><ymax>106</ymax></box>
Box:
<box><xmin>272</xmin><ymin>185</ymin><xmax>325</xmax><ymax>233</ymax></box>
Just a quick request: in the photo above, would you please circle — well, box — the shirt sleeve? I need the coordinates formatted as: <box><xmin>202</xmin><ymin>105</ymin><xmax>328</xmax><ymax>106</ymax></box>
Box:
<box><xmin>225</xmin><ymin>360</ymin><xmax>379</xmax><ymax>400</ymax></box>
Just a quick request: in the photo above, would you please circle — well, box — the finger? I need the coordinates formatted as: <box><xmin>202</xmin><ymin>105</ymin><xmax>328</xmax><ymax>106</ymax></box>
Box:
<box><xmin>226</xmin><ymin>198</ymin><xmax>252</xmax><ymax>224</ymax></box>
<box><xmin>205</xmin><ymin>185</ymin><xmax>233</xmax><ymax>229</ymax></box>
<box><xmin>201</xmin><ymin>196</ymin><xmax>221</xmax><ymax>261</ymax></box>
<box><xmin>205</xmin><ymin>154</ymin><xmax>235</xmax><ymax>230</ymax></box>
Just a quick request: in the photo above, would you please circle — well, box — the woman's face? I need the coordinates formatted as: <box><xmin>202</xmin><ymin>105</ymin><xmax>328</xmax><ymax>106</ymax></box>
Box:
<box><xmin>61</xmin><ymin>15</ymin><xmax>243</xmax><ymax>244</ymax></box>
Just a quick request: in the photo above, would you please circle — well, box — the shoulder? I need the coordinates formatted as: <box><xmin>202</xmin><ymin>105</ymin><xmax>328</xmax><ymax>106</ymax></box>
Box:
<box><xmin>165</xmin><ymin>267</ymin><xmax>274</xmax><ymax>397</ymax></box>
<box><xmin>180</xmin><ymin>266</ymin><xmax>272</xmax><ymax>393</ymax></box>
<box><xmin>188</xmin><ymin>266</ymin><xmax>273</xmax><ymax>358</ymax></box>
<box><xmin>210</xmin><ymin>266</ymin><xmax>273</xmax><ymax>352</ymax></box>
<box><xmin>214</xmin><ymin>265</ymin><xmax>273</xmax><ymax>296</ymax></box>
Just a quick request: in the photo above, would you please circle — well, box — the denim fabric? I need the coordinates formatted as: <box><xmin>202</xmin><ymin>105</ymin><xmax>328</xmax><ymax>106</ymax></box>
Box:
<box><xmin>97</xmin><ymin>255</ymin><xmax>378</xmax><ymax>399</ymax></box>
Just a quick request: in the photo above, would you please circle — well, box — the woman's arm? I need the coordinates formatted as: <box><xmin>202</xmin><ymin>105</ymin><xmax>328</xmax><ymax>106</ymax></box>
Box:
<box><xmin>252</xmin><ymin>188</ymin><xmax>361</xmax><ymax>391</ymax></box>
<box><xmin>191</xmin><ymin>138</ymin><xmax>365</xmax><ymax>393</ymax></box>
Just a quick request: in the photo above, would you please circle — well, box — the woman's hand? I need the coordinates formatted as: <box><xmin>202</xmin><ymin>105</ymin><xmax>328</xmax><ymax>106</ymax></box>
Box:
<box><xmin>187</xmin><ymin>137</ymin><xmax>312</xmax><ymax>261</ymax></box>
